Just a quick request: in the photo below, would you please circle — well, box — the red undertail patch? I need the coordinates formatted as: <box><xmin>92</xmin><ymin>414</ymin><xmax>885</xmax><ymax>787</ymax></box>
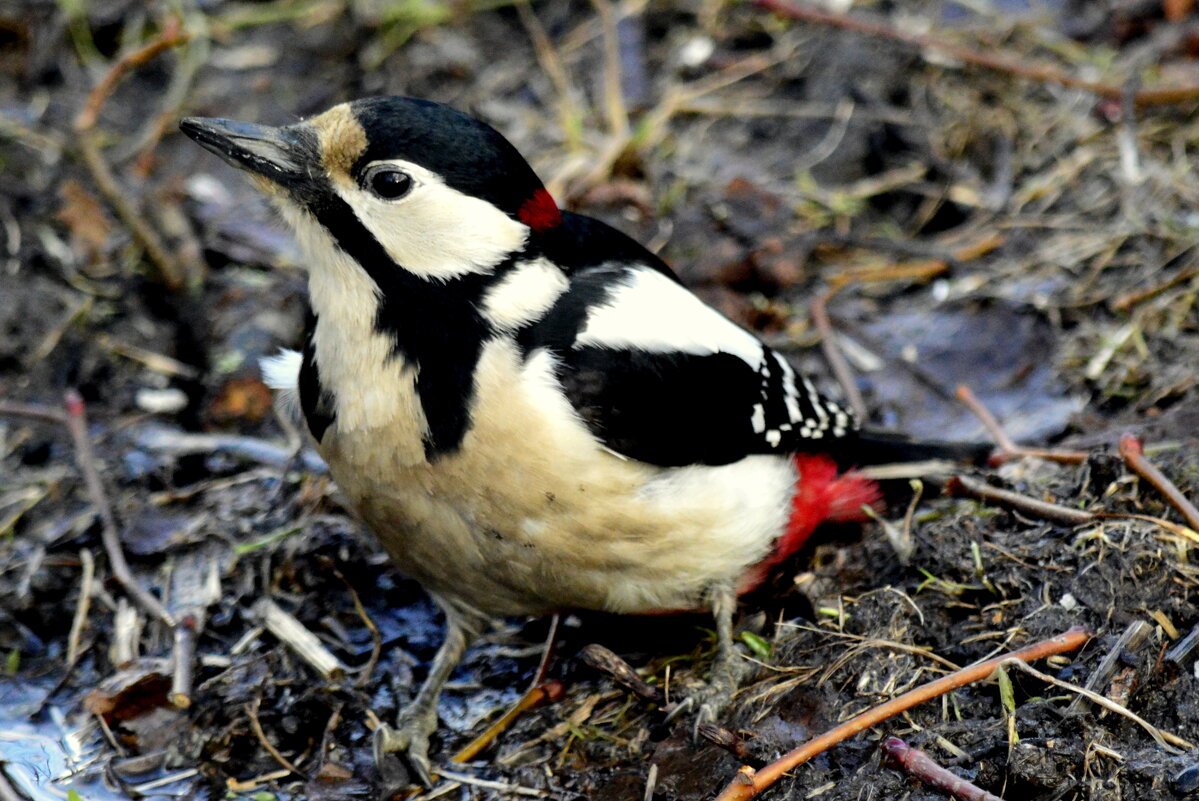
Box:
<box><xmin>518</xmin><ymin>188</ymin><xmax>562</xmax><ymax>232</ymax></box>
<box><xmin>737</xmin><ymin>454</ymin><xmax>882</xmax><ymax>595</ymax></box>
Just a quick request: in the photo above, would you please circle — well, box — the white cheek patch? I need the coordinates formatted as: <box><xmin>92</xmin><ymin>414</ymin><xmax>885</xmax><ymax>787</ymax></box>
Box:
<box><xmin>336</xmin><ymin>160</ymin><xmax>529</xmax><ymax>281</ymax></box>
<box><xmin>576</xmin><ymin>266</ymin><xmax>765</xmax><ymax>367</ymax></box>
<box><xmin>480</xmin><ymin>257</ymin><xmax>569</xmax><ymax>331</ymax></box>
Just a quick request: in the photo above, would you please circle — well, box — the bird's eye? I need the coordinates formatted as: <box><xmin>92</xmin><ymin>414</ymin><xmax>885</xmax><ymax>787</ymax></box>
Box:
<box><xmin>364</xmin><ymin>167</ymin><xmax>413</xmax><ymax>200</ymax></box>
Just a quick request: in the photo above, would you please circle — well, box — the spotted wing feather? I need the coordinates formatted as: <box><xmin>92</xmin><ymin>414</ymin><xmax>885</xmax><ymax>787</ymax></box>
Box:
<box><xmin>521</xmin><ymin>213</ymin><xmax>856</xmax><ymax>467</ymax></box>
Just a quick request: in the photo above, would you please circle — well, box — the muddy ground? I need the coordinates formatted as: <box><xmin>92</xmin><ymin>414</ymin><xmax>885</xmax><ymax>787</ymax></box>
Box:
<box><xmin>2</xmin><ymin>1</ymin><xmax>1199</xmax><ymax>800</ymax></box>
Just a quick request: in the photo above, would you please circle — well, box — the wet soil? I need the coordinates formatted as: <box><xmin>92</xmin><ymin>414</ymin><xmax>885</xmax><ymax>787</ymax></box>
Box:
<box><xmin>2</xmin><ymin>1</ymin><xmax>1199</xmax><ymax>800</ymax></box>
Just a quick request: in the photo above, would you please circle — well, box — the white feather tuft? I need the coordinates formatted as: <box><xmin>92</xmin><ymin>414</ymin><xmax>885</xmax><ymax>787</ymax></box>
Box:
<box><xmin>261</xmin><ymin>349</ymin><xmax>302</xmax><ymax>420</ymax></box>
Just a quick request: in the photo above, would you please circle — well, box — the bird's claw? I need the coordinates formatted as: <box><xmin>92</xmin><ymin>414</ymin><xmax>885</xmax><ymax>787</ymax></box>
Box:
<box><xmin>373</xmin><ymin>706</ymin><xmax>439</xmax><ymax>789</ymax></box>
<box><xmin>664</xmin><ymin>652</ymin><xmax>747</xmax><ymax>743</ymax></box>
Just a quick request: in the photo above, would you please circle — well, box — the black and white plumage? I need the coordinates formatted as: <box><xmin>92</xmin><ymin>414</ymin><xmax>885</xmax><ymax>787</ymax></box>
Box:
<box><xmin>181</xmin><ymin>97</ymin><xmax>987</xmax><ymax>787</ymax></box>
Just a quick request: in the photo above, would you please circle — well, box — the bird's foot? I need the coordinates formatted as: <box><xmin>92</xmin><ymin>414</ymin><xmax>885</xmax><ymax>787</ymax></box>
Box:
<box><xmin>664</xmin><ymin>650</ymin><xmax>749</xmax><ymax>741</ymax></box>
<box><xmin>373</xmin><ymin>703</ymin><xmax>439</xmax><ymax>789</ymax></box>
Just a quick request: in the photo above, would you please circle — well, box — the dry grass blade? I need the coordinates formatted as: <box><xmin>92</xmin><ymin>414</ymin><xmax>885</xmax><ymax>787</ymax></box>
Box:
<box><xmin>1002</xmin><ymin>658</ymin><xmax>1193</xmax><ymax>753</ymax></box>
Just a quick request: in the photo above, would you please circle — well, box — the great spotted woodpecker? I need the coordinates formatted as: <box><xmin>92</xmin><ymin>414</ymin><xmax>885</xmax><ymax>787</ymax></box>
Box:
<box><xmin>181</xmin><ymin>97</ymin><xmax>989</xmax><ymax>785</ymax></box>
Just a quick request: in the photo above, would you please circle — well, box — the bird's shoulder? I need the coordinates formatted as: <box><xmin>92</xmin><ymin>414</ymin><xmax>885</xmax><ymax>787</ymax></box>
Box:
<box><xmin>515</xmin><ymin>212</ymin><xmax>857</xmax><ymax>467</ymax></box>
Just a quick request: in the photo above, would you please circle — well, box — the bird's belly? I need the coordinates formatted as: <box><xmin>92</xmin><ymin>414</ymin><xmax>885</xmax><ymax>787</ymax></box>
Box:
<box><xmin>320</xmin><ymin>436</ymin><xmax>797</xmax><ymax>619</ymax></box>
<box><xmin>312</xmin><ymin>339</ymin><xmax>798</xmax><ymax>617</ymax></box>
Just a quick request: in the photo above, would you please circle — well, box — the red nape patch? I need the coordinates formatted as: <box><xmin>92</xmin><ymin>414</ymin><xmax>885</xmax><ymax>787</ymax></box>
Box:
<box><xmin>736</xmin><ymin>454</ymin><xmax>882</xmax><ymax>595</ymax></box>
<box><xmin>517</xmin><ymin>188</ymin><xmax>562</xmax><ymax>232</ymax></box>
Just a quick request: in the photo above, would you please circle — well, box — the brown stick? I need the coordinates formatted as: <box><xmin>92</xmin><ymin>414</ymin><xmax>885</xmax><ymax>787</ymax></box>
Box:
<box><xmin>450</xmin><ymin>680</ymin><xmax>565</xmax><ymax>764</ymax></box>
<box><xmin>713</xmin><ymin>627</ymin><xmax>1091</xmax><ymax>801</ymax></box>
<box><xmin>754</xmin><ymin>0</ymin><xmax>1199</xmax><ymax>108</ymax></box>
<box><xmin>246</xmin><ymin>696</ymin><xmax>309</xmax><ymax>780</ymax></box>
<box><xmin>955</xmin><ymin>385</ymin><xmax>1088</xmax><ymax>465</ymax></box>
<box><xmin>170</xmin><ymin>614</ymin><xmax>196</xmax><ymax>708</ymax></box>
<box><xmin>0</xmin><ymin>398</ymin><xmax>69</xmax><ymax>425</ymax></box>
<box><xmin>73</xmin><ymin>18</ymin><xmax>196</xmax><ymax>292</ymax></box>
<box><xmin>1120</xmin><ymin>435</ymin><xmax>1199</xmax><ymax>532</ymax></box>
<box><xmin>811</xmin><ymin>288</ymin><xmax>867</xmax><ymax>421</ymax></box>
<box><xmin>882</xmin><ymin>737</ymin><xmax>1003</xmax><ymax>801</ymax></box>
<box><xmin>64</xmin><ymin>390</ymin><xmax>175</xmax><ymax>627</ymax></box>
<box><xmin>946</xmin><ymin>475</ymin><xmax>1096</xmax><ymax>527</ymax></box>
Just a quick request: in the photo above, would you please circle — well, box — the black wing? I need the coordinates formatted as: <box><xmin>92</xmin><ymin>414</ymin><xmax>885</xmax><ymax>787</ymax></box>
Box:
<box><xmin>519</xmin><ymin>213</ymin><xmax>855</xmax><ymax>467</ymax></box>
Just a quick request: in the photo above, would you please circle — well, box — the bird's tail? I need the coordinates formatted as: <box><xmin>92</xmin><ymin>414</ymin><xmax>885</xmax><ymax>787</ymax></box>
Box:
<box><xmin>845</xmin><ymin>428</ymin><xmax>994</xmax><ymax>467</ymax></box>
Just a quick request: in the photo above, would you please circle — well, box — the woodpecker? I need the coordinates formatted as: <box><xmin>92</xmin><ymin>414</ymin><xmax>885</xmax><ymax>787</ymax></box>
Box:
<box><xmin>181</xmin><ymin>97</ymin><xmax>989</xmax><ymax>785</ymax></box>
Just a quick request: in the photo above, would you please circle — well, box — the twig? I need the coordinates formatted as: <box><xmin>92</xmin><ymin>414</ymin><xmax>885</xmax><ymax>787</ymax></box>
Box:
<box><xmin>0</xmin><ymin>399</ymin><xmax>69</xmax><ymax>426</ymax></box>
<box><xmin>523</xmin><ymin>615</ymin><xmax>559</xmax><ymax>694</ymax></box>
<box><xmin>1065</xmin><ymin>621</ymin><xmax>1152</xmax><ymax>716</ymax></box>
<box><xmin>73</xmin><ymin>18</ymin><xmax>196</xmax><ymax>292</ymax></box>
<box><xmin>713</xmin><ymin>627</ymin><xmax>1090</xmax><ymax>801</ymax></box>
<box><xmin>170</xmin><ymin>614</ymin><xmax>196</xmax><ymax>708</ymax></box>
<box><xmin>451</xmin><ymin>680</ymin><xmax>564</xmax><ymax>763</ymax></box>
<box><xmin>954</xmin><ymin>385</ymin><xmax>1088</xmax><ymax>465</ymax></box>
<box><xmin>1120</xmin><ymin>434</ymin><xmax>1199</xmax><ymax>532</ymax></box>
<box><xmin>580</xmin><ymin>643</ymin><xmax>663</xmax><ymax>702</ymax></box>
<box><xmin>66</xmin><ymin>548</ymin><xmax>95</xmax><ymax>666</ymax></box>
<box><xmin>435</xmin><ymin>769</ymin><xmax>548</xmax><ymax>797</ymax></box>
<box><xmin>1002</xmin><ymin>658</ymin><xmax>1192</xmax><ymax>752</ymax></box>
<box><xmin>1113</xmin><ymin>264</ymin><xmax>1199</xmax><ymax>311</ymax></box>
<box><xmin>811</xmin><ymin>288</ymin><xmax>867</xmax><ymax>421</ymax></box>
<box><xmin>74</xmin><ymin>19</ymin><xmax>191</xmax><ymax>131</ymax></box>
<box><xmin>132</xmin><ymin>423</ymin><xmax>327</xmax><ymax>473</ymax></box>
<box><xmin>250</xmin><ymin>597</ymin><xmax>344</xmax><ymax>679</ymax></box>
<box><xmin>946</xmin><ymin>475</ymin><xmax>1096</xmax><ymax>527</ymax></box>
<box><xmin>65</xmin><ymin>390</ymin><xmax>175</xmax><ymax>627</ymax></box>
<box><xmin>882</xmin><ymin>737</ymin><xmax>1003</xmax><ymax>801</ymax></box>
<box><xmin>330</xmin><ymin>565</ymin><xmax>382</xmax><ymax>689</ymax></box>
<box><xmin>591</xmin><ymin>0</ymin><xmax>629</xmax><ymax>136</ymax></box>
<box><xmin>754</xmin><ymin>0</ymin><xmax>1199</xmax><ymax>108</ymax></box>
<box><xmin>246</xmin><ymin>696</ymin><xmax>310</xmax><ymax>780</ymax></box>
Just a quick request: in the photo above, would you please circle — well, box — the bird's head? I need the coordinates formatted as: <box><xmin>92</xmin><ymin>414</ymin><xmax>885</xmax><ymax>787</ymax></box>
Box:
<box><xmin>180</xmin><ymin>97</ymin><xmax>561</xmax><ymax>281</ymax></box>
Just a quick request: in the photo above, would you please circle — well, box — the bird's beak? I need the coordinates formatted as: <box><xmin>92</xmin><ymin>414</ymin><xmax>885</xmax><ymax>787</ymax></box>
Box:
<box><xmin>180</xmin><ymin>117</ymin><xmax>309</xmax><ymax>184</ymax></box>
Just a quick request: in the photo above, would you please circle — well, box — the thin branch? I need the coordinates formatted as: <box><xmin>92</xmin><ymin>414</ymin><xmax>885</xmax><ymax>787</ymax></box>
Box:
<box><xmin>955</xmin><ymin>384</ymin><xmax>1088</xmax><ymax>465</ymax></box>
<box><xmin>0</xmin><ymin>399</ymin><xmax>69</xmax><ymax>426</ymax></box>
<box><xmin>1120</xmin><ymin>434</ymin><xmax>1199</xmax><ymax>532</ymax></box>
<box><xmin>946</xmin><ymin>475</ymin><xmax>1096</xmax><ymax>527</ymax></box>
<box><xmin>73</xmin><ymin>18</ymin><xmax>197</xmax><ymax>292</ymax></box>
<box><xmin>64</xmin><ymin>390</ymin><xmax>175</xmax><ymax>627</ymax></box>
<box><xmin>882</xmin><ymin>737</ymin><xmax>1002</xmax><ymax>801</ymax></box>
<box><xmin>811</xmin><ymin>288</ymin><xmax>867</xmax><ymax>421</ymax></box>
<box><xmin>714</xmin><ymin>627</ymin><xmax>1091</xmax><ymax>801</ymax></box>
<box><xmin>451</xmin><ymin>680</ymin><xmax>564</xmax><ymax>764</ymax></box>
<box><xmin>170</xmin><ymin>614</ymin><xmax>196</xmax><ymax>709</ymax></box>
<box><xmin>754</xmin><ymin>0</ymin><xmax>1199</xmax><ymax>108</ymax></box>
<box><xmin>246</xmin><ymin>696</ymin><xmax>310</xmax><ymax>781</ymax></box>
<box><xmin>331</xmin><ymin>565</ymin><xmax>382</xmax><ymax>689</ymax></box>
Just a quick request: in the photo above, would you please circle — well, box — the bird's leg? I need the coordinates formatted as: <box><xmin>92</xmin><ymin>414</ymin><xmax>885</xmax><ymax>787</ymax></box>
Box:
<box><xmin>667</xmin><ymin>583</ymin><xmax>748</xmax><ymax>737</ymax></box>
<box><xmin>374</xmin><ymin>596</ymin><xmax>484</xmax><ymax>787</ymax></box>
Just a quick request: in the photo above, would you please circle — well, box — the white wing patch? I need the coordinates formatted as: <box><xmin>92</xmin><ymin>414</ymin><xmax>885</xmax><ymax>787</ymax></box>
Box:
<box><xmin>575</xmin><ymin>267</ymin><xmax>764</xmax><ymax>366</ymax></box>
<box><xmin>481</xmin><ymin>257</ymin><xmax>569</xmax><ymax>331</ymax></box>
